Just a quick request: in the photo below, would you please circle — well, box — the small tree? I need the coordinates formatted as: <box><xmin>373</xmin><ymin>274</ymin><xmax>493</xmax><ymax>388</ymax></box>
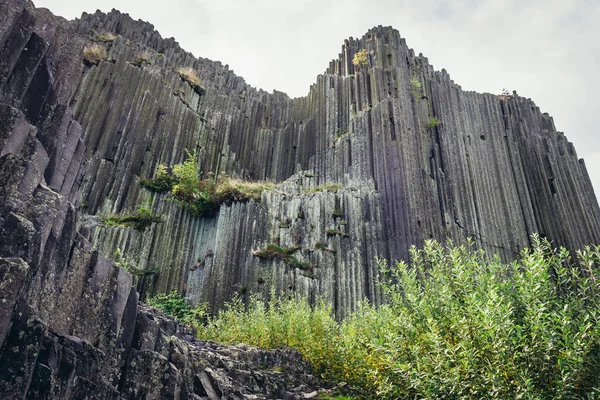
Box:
<box><xmin>352</xmin><ymin>49</ymin><xmax>368</xmax><ymax>68</ymax></box>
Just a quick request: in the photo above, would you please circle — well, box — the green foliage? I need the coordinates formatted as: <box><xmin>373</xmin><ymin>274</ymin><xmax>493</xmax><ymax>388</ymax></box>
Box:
<box><xmin>104</xmin><ymin>205</ymin><xmax>162</xmax><ymax>231</ymax></box>
<box><xmin>140</xmin><ymin>163</ymin><xmax>176</xmax><ymax>192</ymax></box>
<box><xmin>335</xmin><ymin>129</ymin><xmax>349</xmax><ymax>139</ymax></box>
<box><xmin>253</xmin><ymin>244</ymin><xmax>312</xmax><ymax>272</ymax></box>
<box><xmin>409</xmin><ymin>76</ymin><xmax>422</xmax><ymax>99</ymax></box>
<box><xmin>172</xmin><ymin>149</ymin><xmax>201</xmax><ymax>199</ymax></box>
<box><xmin>303</xmin><ymin>184</ymin><xmax>343</xmax><ymax>194</ymax></box>
<box><xmin>195</xmin><ymin>237</ymin><xmax>600</xmax><ymax>399</ymax></box>
<box><xmin>198</xmin><ymin>289</ymin><xmax>339</xmax><ymax>372</ymax></box>
<box><xmin>352</xmin><ymin>49</ymin><xmax>368</xmax><ymax>66</ymax></box>
<box><xmin>147</xmin><ymin>290</ymin><xmax>208</xmax><ymax>329</ymax></box>
<box><xmin>427</xmin><ymin>116</ymin><xmax>441</xmax><ymax>128</ymax></box>
<box><xmin>315</xmin><ymin>242</ymin><xmax>334</xmax><ymax>253</ymax></box>
<box><xmin>140</xmin><ymin>151</ymin><xmax>274</xmax><ymax>217</ymax></box>
<box><xmin>326</xmin><ymin>229</ymin><xmax>349</xmax><ymax>238</ymax></box>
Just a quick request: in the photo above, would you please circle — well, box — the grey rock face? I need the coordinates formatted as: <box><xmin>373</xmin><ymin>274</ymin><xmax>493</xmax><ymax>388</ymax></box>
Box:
<box><xmin>67</xmin><ymin>10</ymin><xmax>599</xmax><ymax>318</ymax></box>
<box><xmin>0</xmin><ymin>0</ymin><xmax>599</xmax><ymax>398</ymax></box>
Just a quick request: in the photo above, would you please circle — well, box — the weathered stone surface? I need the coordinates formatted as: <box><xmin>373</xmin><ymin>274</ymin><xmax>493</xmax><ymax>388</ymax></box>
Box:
<box><xmin>0</xmin><ymin>0</ymin><xmax>599</xmax><ymax>398</ymax></box>
<box><xmin>59</xmin><ymin>9</ymin><xmax>600</xmax><ymax>319</ymax></box>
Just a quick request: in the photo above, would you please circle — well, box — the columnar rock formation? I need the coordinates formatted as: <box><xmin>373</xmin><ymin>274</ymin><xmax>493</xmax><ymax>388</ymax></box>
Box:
<box><xmin>0</xmin><ymin>0</ymin><xmax>599</xmax><ymax>397</ymax></box>
<box><xmin>67</xmin><ymin>7</ymin><xmax>600</xmax><ymax>317</ymax></box>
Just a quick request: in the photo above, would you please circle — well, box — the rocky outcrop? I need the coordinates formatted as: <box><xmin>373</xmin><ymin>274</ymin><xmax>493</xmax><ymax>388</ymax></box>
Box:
<box><xmin>0</xmin><ymin>1</ymin><xmax>328</xmax><ymax>398</ymax></box>
<box><xmin>0</xmin><ymin>0</ymin><xmax>599</xmax><ymax>397</ymax></box>
<box><xmin>62</xmin><ymin>8</ymin><xmax>600</xmax><ymax>318</ymax></box>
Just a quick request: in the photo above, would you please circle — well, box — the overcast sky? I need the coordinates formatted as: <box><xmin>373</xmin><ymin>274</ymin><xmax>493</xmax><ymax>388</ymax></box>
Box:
<box><xmin>36</xmin><ymin>0</ymin><xmax>600</xmax><ymax>197</ymax></box>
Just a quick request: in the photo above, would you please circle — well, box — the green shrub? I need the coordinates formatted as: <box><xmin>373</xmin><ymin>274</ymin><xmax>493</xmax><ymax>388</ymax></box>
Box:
<box><xmin>140</xmin><ymin>151</ymin><xmax>273</xmax><ymax>216</ymax></box>
<box><xmin>190</xmin><ymin>236</ymin><xmax>600</xmax><ymax>399</ymax></box>
<box><xmin>253</xmin><ymin>244</ymin><xmax>312</xmax><ymax>272</ymax></box>
<box><xmin>198</xmin><ymin>290</ymin><xmax>339</xmax><ymax>372</ymax></box>
<box><xmin>427</xmin><ymin>116</ymin><xmax>441</xmax><ymax>128</ymax></box>
<box><xmin>104</xmin><ymin>204</ymin><xmax>162</xmax><ymax>231</ymax></box>
<box><xmin>140</xmin><ymin>163</ymin><xmax>176</xmax><ymax>192</ymax></box>
<box><xmin>352</xmin><ymin>49</ymin><xmax>368</xmax><ymax>66</ymax></box>
<box><xmin>409</xmin><ymin>76</ymin><xmax>422</xmax><ymax>99</ymax></box>
<box><xmin>147</xmin><ymin>290</ymin><xmax>207</xmax><ymax>329</ymax></box>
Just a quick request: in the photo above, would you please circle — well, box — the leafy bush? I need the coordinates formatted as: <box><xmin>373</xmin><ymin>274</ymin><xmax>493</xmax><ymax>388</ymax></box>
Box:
<box><xmin>427</xmin><ymin>116</ymin><xmax>441</xmax><ymax>128</ymax></box>
<box><xmin>140</xmin><ymin>151</ymin><xmax>274</xmax><ymax>216</ymax></box>
<box><xmin>186</xmin><ymin>236</ymin><xmax>600</xmax><ymax>399</ymax></box>
<box><xmin>140</xmin><ymin>163</ymin><xmax>176</xmax><ymax>192</ymax></box>
<box><xmin>198</xmin><ymin>290</ymin><xmax>339</xmax><ymax>373</ymax></box>
<box><xmin>352</xmin><ymin>49</ymin><xmax>369</xmax><ymax>66</ymax></box>
<box><xmin>147</xmin><ymin>290</ymin><xmax>208</xmax><ymax>329</ymax></box>
<box><xmin>409</xmin><ymin>76</ymin><xmax>422</xmax><ymax>99</ymax></box>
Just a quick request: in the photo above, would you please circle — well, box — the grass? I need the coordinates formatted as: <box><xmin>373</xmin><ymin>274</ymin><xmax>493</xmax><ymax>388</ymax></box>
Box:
<box><xmin>82</xmin><ymin>44</ymin><xmax>108</xmax><ymax>66</ymax></box>
<box><xmin>153</xmin><ymin>236</ymin><xmax>600</xmax><ymax>399</ymax></box>
<box><xmin>104</xmin><ymin>205</ymin><xmax>161</xmax><ymax>231</ymax></box>
<box><xmin>92</xmin><ymin>32</ymin><xmax>118</xmax><ymax>42</ymax></box>
<box><xmin>303</xmin><ymin>184</ymin><xmax>343</xmax><ymax>194</ymax></box>
<box><xmin>131</xmin><ymin>50</ymin><xmax>152</xmax><ymax>67</ymax></box>
<box><xmin>176</xmin><ymin>66</ymin><xmax>205</xmax><ymax>95</ymax></box>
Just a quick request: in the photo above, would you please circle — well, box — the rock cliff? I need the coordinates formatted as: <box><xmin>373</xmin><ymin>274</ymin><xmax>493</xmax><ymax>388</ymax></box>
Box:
<box><xmin>0</xmin><ymin>0</ymin><xmax>599</xmax><ymax>397</ymax></box>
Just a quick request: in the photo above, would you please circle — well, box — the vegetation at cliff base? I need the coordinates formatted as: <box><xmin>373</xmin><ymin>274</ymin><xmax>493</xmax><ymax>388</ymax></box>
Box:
<box><xmin>140</xmin><ymin>150</ymin><xmax>274</xmax><ymax>216</ymax></box>
<box><xmin>150</xmin><ymin>236</ymin><xmax>600</xmax><ymax>399</ymax></box>
<box><xmin>147</xmin><ymin>290</ymin><xmax>207</xmax><ymax>327</ymax></box>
